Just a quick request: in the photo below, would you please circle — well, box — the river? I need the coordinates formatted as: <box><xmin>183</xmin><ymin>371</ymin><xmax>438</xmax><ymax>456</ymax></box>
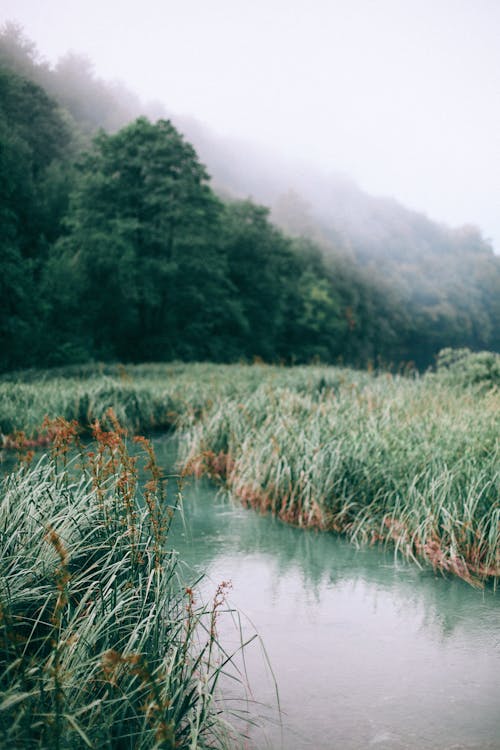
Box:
<box><xmin>2</xmin><ymin>436</ymin><xmax>499</xmax><ymax>749</ymax></box>
<box><xmin>152</xmin><ymin>436</ymin><xmax>500</xmax><ymax>750</ymax></box>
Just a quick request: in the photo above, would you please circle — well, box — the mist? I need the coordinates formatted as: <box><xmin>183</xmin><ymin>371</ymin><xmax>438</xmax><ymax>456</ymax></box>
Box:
<box><xmin>1</xmin><ymin>4</ymin><xmax>499</xmax><ymax>371</ymax></box>
<box><xmin>1</xmin><ymin>0</ymin><xmax>499</xmax><ymax>251</ymax></box>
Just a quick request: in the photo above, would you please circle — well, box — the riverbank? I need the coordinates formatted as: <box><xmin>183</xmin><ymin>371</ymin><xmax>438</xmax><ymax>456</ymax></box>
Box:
<box><xmin>1</xmin><ymin>352</ymin><xmax>499</xmax><ymax>585</ymax></box>
<box><xmin>163</xmin><ymin>454</ymin><xmax>500</xmax><ymax>750</ymax></box>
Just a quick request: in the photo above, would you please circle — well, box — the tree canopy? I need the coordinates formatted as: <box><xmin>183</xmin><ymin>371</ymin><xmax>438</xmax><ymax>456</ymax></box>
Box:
<box><xmin>1</xmin><ymin>25</ymin><xmax>499</xmax><ymax>373</ymax></box>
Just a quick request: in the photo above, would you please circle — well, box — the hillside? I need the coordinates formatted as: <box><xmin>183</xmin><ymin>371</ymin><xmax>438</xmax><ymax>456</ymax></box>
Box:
<box><xmin>1</xmin><ymin>22</ymin><xmax>498</xmax><ymax>370</ymax></box>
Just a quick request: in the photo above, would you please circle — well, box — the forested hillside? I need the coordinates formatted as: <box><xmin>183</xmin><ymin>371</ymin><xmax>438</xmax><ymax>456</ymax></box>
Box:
<box><xmin>1</xmin><ymin>23</ymin><xmax>498</xmax><ymax>372</ymax></box>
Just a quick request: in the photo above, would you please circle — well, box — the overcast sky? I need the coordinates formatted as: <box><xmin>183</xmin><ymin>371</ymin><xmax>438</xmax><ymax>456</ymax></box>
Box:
<box><xmin>2</xmin><ymin>0</ymin><xmax>499</xmax><ymax>250</ymax></box>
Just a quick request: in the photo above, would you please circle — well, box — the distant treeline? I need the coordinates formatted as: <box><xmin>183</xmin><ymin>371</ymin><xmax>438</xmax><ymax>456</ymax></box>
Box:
<box><xmin>1</xmin><ymin>23</ymin><xmax>499</xmax><ymax>372</ymax></box>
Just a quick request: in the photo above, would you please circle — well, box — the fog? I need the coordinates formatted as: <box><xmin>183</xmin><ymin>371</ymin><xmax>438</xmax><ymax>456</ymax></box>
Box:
<box><xmin>1</xmin><ymin>0</ymin><xmax>499</xmax><ymax>250</ymax></box>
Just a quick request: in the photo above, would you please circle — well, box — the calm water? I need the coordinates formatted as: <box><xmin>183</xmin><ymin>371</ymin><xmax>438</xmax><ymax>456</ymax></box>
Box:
<box><xmin>2</xmin><ymin>438</ymin><xmax>499</xmax><ymax>749</ymax></box>
<box><xmin>152</xmin><ymin>437</ymin><xmax>500</xmax><ymax>750</ymax></box>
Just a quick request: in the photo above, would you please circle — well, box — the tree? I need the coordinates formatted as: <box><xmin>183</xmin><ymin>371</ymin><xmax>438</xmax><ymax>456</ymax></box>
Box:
<box><xmin>0</xmin><ymin>66</ymin><xmax>73</xmax><ymax>370</ymax></box>
<box><xmin>220</xmin><ymin>200</ymin><xmax>302</xmax><ymax>360</ymax></box>
<box><xmin>57</xmin><ymin>117</ymin><xmax>235</xmax><ymax>360</ymax></box>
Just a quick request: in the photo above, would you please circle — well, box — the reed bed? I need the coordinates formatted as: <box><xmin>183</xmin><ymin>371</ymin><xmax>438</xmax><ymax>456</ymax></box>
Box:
<box><xmin>1</xmin><ymin>352</ymin><xmax>499</xmax><ymax>586</ymax></box>
<box><xmin>0</xmin><ymin>412</ymin><xmax>248</xmax><ymax>749</ymax></box>
<box><xmin>177</xmin><ymin>359</ymin><xmax>500</xmax><ymax>586</ymax></box>
<box><xmin>0</xmin><ymin>362</ymin><xmax>368</xmax><ymax>439</ymax></box>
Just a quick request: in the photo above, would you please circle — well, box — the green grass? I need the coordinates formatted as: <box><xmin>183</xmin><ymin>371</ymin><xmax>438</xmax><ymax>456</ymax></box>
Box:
<box><xmin>180</xmin><ymin>372</ymin><xmax>499</xmax><ymax>584</ymax></box>
<box><xmin>0</xmin><ymin>361</ymin><xmax>372</xmax><ymax>438</ymax></box>
<box><xmin>1</xmin><ymin>351</ymin><xmax>499</xmax><ymax>587</ymax></box>
<box><xmin>0</xmin><ymin>415</ymin><xmax>249</xmax><ymax>749</ymax></box>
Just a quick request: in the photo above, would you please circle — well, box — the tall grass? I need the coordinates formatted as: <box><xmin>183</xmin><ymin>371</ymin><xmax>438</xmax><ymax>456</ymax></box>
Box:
<box><xmin>178</xmin><ymin>362</ymin><xmax>499</xmax><ymax>586</ymax></box>
<box><xmin>1</xmin><ymin>352</ymin><xmax>499</xmax><ymax>585</ymax></box>
<box><xmin>0</xmin><ymin>362</ymin><xmax>370</xmax><ymax>438</ymax></box>
<box><xmin>0</xmin><ymin>412</ymin><xmax>248</xmax><ymax>748</ymax></box>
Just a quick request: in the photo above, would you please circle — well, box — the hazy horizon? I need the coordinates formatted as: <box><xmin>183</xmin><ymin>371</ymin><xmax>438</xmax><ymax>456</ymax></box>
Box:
<box><xmin>2</xmin><ymin>0</ymin><xmax>499</xmax><ymax>251</ymax></box>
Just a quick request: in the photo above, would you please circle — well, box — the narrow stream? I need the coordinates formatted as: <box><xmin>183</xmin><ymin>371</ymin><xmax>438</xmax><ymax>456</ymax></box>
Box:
<box><xmin>153</xmin><ymin>436</ymin><xmax>500</xmax><ymax>750</ymax></box>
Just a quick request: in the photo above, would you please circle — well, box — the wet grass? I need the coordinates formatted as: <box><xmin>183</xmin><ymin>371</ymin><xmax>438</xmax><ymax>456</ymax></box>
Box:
<box><xmin>180</xmin><ymin>372</ymin><xmax>499</xmax><ymax>585</ymax></box>
<box><xmin>1</xmin><ymin>353</ymin><xmax>499</xmax><ymax>586</ymax></box>
<box><xmin>0</xmin><ymin>413</ymin><xmax>250</xmax><ymax>749</ymax></box>
<box><xmin>0</xmin><ymin>362</ymin><xmax>372</xmax><ymax>438</ymax></box>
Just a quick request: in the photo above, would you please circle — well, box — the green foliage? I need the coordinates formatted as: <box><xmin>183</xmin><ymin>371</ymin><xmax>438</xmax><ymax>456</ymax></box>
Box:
<box><xmin>0</xmin><ymin>362</ymin><xmax>365</xmax><ymax>437</ymax></box>
<box><xmin>0</xmin><ymin>65</ymin><xmax>73</xmax><ymax>370</ymax></box>
<box><xmin>435</xmin><ymin>348</ymin><xmax>500</xmax><ymax>389</ymax></box>
<box><xmin>55</xmin><ymin>117</ymin><xmax>232</xmax><ymax>361</ymax></box>
<box><xmin>0</xmin><ymin>23</ymin><xmax>499</xmax><ymax>372</ymax></box>
<box><xmin>221</xmin><ymin>201</ymin><xmax>297</xmax><ymax>359</ymax></box>
<box><xmin>175</xmin><ymin>364</ymin><xmax>499</xmax><ymax>585</ymax></box>
<box><xmin>1</xmin><ymin>361</ymin><xmax>498</xmax><ymax>586</ymax></box>
<box><xmin>0</xmin><ymin>419</ymin><xmax>246</xmax><ymax>748</ymax></box>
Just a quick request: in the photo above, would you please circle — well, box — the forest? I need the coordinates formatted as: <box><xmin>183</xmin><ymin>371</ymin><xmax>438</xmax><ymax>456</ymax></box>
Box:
<box><xmin>1</xmin><ymin>22</ymin><xmax>499</xmax><ymax>373</ymax></box>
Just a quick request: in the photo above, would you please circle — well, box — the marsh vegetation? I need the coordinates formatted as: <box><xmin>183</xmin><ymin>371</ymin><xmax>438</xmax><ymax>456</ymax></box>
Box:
<box><xmin>2</xmin><ymin>350</ymin><xmax>499</xmax><ymax>587</ymax></box>
<box><xmin>0</xmin><ymin>413</ymin><xmax>255</xmax><ymax>749</ymax></box>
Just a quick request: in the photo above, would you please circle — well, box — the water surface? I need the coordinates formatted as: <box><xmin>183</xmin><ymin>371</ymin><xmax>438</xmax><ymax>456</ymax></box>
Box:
<box><xmin>2</xmin><ymin>438</ymin><xmax>498</xmax><ymax>749</ymax></box>
<box><xmin>152</xmin><ymin>437</ymin><xmax>500</xmax><ymax>750</ymax></box>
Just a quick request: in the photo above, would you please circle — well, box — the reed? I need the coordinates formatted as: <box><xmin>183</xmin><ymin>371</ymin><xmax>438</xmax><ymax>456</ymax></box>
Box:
<box><xmin>0</xmin><ymin>412</ymin><xmax>247</xmax><ymax>748</ymax></box>
<box><xmin>178</xmin><ymin>360</ymin><xmax>500</xmax><ymax>586</ymax></box>
<box><xmin>1</xmin><ymin>351</ymin><xmax>498</xmax><ymax>585</ymax></box>
<box><xmin>0</xmin><ymin>362</ymin><xmax>368</xmax><ymax>438</ymax></box>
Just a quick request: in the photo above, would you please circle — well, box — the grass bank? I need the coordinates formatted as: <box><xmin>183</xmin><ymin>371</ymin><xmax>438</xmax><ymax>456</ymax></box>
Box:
<box><xmin>1</xmin><ymin>351</ymin><xmax>499</xmax><ymax>586</ymax></box>
<box><xmin>180</xmin><ymin>369</ymin><xmax>499</xmax><ymax>585</ymax></box>
<box><xmin>0</xmin><ymin>362</ymin><xmax>373</xmax><ymax>439</ymax></box>
<box><xmin>0</xmin><ymin>414</ymin><xmax>248</xmax><ymax>749</ymax></box>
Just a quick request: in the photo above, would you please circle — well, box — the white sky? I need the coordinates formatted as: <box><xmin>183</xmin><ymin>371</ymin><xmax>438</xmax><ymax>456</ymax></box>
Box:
<box><xmin>2</xmin><ymin>0</ymin><xmax>499</xmax><ymax>249</ymax></box>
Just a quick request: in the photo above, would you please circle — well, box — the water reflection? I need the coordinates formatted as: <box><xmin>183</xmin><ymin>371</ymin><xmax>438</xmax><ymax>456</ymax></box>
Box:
<box><xmin>170</xmin><ymin>474</ymin><xmax>499</xmax><ymax>636</ymax></box>
<box><xmin>151</xmin><ymin>437</ymin><xmax>500</xmax><ymax>750</ymax></box>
